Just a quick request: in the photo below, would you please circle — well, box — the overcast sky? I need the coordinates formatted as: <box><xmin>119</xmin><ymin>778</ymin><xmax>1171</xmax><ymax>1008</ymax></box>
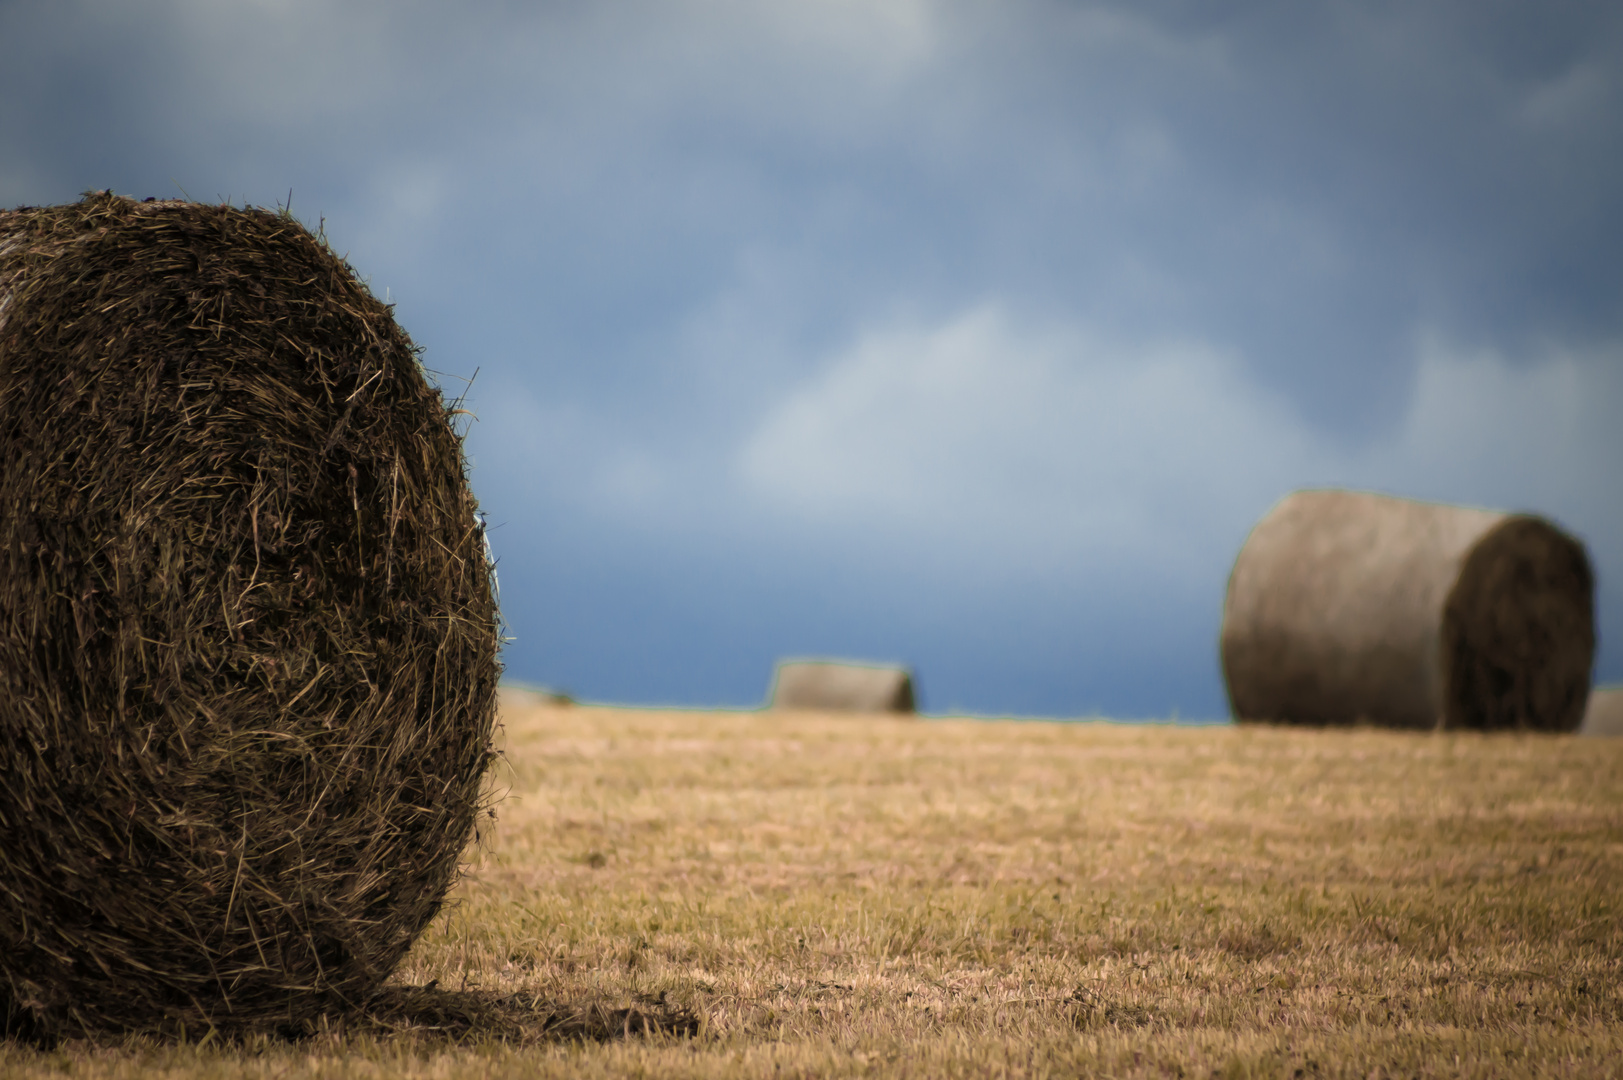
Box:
<box><xmin>4</xmin><ymin>0</ymin><xmax>1620</xmax><ymax>716</ymax></box>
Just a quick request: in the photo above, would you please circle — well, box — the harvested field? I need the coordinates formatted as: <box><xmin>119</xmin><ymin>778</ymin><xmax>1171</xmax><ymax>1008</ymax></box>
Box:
<box><xmin>4</xmin><ymin>692</ymin><xmax>1622</xmax><ymax>1077</ymax></box>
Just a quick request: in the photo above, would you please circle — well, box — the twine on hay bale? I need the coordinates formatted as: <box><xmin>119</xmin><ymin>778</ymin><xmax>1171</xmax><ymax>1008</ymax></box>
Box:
<box><xmin>0</xmin><ymin>193</ymin><xmax>501</xmax><ymax>1039</ymax></box>
<box><xmin>1220</xmin><ymin>489</ymin><xmax>1593</xmax><ymax>731</ymax></box>
<box><xmin>769</xmin><ymin>660</ymin><xmax>916</xmax><ymax>714</ymax></box>
<box><xmin>1580</xmin><ymin>687</ymin><xmax>1623</xmax><ymax>737</ymax></box>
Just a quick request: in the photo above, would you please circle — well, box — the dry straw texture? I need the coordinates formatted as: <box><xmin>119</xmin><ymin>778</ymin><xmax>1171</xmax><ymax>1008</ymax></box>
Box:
<box><xmin>0</xmin><ymin>193</ymin><xmax>500</xmax><ymax>1039</ymax></box>
<box><xmin>770</xmin><ymin>660</ymin><xmax>915</xmax><ymax>713</ymax></box>
<box><xmin>1221</xmin><ymin>489</ymin><xmax>1593</xmax><ymax>730</ymax></box>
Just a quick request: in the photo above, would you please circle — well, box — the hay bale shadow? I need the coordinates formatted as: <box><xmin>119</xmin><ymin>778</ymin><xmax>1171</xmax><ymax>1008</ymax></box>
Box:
<box><xmin>3</xmin><ymin>983</ymin><xmax>700</xmax><ymax>1050</ymax></box>
<box><xmin>356</xmin><ymin>984</ymin><xmax>702</xmax><ymax>1045</ymax></box>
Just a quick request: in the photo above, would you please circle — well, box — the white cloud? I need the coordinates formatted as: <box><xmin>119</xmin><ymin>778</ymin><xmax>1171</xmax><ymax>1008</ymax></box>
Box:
<box><xmin>743</xmin><ymin>0</ymin><xmax>940</xmax><ymax>78</ymax></box>
<box><xmin>737</xmin><ymin>305</ymin><xmax>1321</xmax><ymax>581</ymax></box>
<box><xmin>1515</xmin><ymin>62</ymin><xmax>1614</xmax><ymax>130</ymax></box>
<box><xmin>737</xmin><ymin>306</ymin><xmax>1623</xmax><ymax>589</ymax></box>
<box><xmin>1363</xmin><ymin>336</ymin><xmax>1623</xmax><ymax>573</ymax></box>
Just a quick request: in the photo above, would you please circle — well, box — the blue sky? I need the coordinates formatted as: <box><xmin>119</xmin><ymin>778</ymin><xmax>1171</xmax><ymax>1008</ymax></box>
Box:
<box><xmin>4</xmin><ymin>0</ymin><xmax>1621</xmax><ymax>716</ymax></box>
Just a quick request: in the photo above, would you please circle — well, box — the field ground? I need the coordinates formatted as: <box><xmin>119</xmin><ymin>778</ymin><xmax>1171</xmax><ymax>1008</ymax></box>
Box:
<box><xmin>6</xmin><ymin>691</ymin><xmax>1623</xmax><ymax>1078</ymax></box>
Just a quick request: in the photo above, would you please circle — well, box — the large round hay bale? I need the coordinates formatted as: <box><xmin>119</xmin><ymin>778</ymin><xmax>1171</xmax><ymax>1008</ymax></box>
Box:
<box><xmin>1580</xmin><ymin>687</ymin><xmax>1623</xmax><ymax>737</ymax></box>
<box><xmin>1220</xmin><ymin>489</ymin><xmax>1593</xmax><ymax>730</ymax></box>
<box><xmin>0</xmin><ymin>193</ymin><xmax>500</xmax><ymax>1038</ymax></box>
<box><xmin>770</xmin><ymin>660</ymin><xmax>916</xmax><ymax>713</ymax></box>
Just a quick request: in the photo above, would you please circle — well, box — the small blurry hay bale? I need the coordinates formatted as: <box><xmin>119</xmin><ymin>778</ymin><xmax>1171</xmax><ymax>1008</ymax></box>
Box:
<box><xmin>770</xmin><ymin>659</ymin><xmax>915</xmax><ymax>713</ymax></box>
<box><xmin>1221</xmin><ymin>489</ymin><xmax>1592</xmax><ymax>731</ymax></box>
<box><xmin>1580</xmin><ymin>686</ymin><xmax>1623</xmax><ymax>737</ymax></box>
<box><xmin>0</xmin><ymin>193</ymin><xmax>500</xmax><ymax>1039</ymax></box>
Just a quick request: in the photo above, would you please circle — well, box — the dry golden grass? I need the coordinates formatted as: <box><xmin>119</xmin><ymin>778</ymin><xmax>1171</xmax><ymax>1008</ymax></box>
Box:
<box><xmin>6</xmin><ymin>691</ymin><xmax>1623</xmax><ymax>1077</ymax></box>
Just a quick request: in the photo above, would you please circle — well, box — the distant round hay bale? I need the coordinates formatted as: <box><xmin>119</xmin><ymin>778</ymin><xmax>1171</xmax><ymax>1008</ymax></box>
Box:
<box><xmin>1580</xmin><ymin>687</ymin><xmax>1623</xmax><ymax>737</ymax></box>
<box><xmin>1220</xmin><ymin>489</ymin><xmax>1593</xmax><ymax>730</ymax></box>
<box><xmin>0</xmin><ymin>193</ymin><xmax>500</xmax><ymax>1038</ymax></box>
<box><xmin>770</xmin><ymin>660</ymin><xmax>916</xmax><ymax>713</ymax></box>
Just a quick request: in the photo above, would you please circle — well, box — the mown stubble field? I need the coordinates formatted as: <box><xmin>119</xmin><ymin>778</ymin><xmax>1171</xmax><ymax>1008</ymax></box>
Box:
<box><xmin>6</xmin><ymin>691</ymin><xmax>1622</xmax><ymax>1077</ymax></box>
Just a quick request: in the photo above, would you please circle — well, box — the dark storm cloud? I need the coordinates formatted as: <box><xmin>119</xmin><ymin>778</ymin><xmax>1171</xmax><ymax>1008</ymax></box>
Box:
<box><xmin>4</xmin><ymin>0</ymin><xmax>1620</xmax><ymax>713</ymax></box>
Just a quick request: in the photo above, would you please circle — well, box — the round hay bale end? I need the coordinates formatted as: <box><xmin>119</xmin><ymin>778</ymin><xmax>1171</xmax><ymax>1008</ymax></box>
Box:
<box><xmin>770</xmin><ymin>660</ymin><xmax>916</xmax><ymax>713</ymax></box>
<box><xmin>1220</xmin><ymin>489</ymin><xmax>1593</xmax><ymax>730</ymax></box>
<box><xmin>0</xmin><ymin>193</ymin><xmax>500</xmax><ymax>1038</ymax></box>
